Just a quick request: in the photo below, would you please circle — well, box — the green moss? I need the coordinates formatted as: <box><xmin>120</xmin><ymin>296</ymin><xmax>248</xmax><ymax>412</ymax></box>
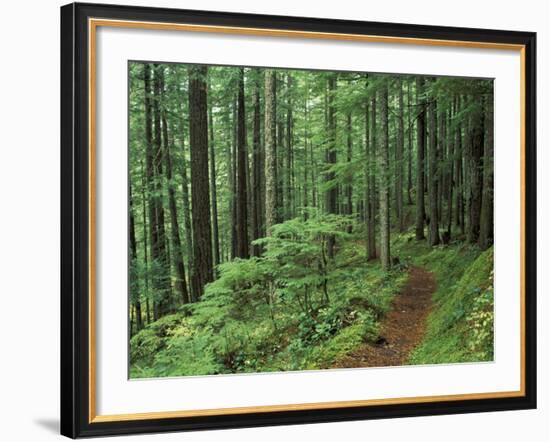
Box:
<box><xmin>406</xmin><ymin>245</ymin><xmax>494</xmax><ymax>365</ymax></box>
<box><xmin>304</xmin><ymin>323</ymin><xmax>366</xmax><ymax>369</ymax></box>
<box><xmin>129</xmin><ymin>314</ymin><xmax>184</xmax><ymax>367</ymax></box>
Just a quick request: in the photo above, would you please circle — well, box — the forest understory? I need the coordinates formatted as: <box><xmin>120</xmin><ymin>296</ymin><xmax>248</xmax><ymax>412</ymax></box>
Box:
<box><xmin>130</xmin><ymin>221</ymin><xmax>494</xmax><ymax>378</ymax></box>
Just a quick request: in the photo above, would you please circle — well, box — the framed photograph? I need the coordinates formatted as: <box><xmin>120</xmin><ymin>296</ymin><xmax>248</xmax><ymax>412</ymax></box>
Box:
<box><xmin>60</xmin><ymin>2</ymin><xmax>536</xmax><ymax>438</ymax></box>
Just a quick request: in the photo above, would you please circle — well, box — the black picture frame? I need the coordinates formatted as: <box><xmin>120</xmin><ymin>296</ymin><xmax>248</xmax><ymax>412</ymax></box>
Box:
<box><xmin>61</xmin><ymin>2</ymin><xmax>537</xmax><ymax>438</ymax></box>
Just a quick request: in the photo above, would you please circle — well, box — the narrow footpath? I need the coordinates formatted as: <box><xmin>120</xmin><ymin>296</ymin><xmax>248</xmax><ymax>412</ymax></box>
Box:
<box><xmin>333</xmin><ymin>266</ymin><xmax>436</xmax><ymax>368</ymax></box>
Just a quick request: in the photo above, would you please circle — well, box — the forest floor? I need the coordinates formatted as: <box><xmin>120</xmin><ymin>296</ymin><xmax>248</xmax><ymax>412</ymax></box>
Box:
<box><xmin>130</xmin><ymin>236</ymin><xmax>494</xmax><ymax>378</ymax></box>
<box><xmin>332</xmin><ymin>266</ymin><xmax>436</xmax><ymax>369</ymax></box>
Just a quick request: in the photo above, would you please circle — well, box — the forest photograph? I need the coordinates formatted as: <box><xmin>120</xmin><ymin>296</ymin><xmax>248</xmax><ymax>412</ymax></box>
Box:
<box><xmin>128</xmin><ymin>61</ymin><xmax>494</xmax><ymax>379</ymax></box>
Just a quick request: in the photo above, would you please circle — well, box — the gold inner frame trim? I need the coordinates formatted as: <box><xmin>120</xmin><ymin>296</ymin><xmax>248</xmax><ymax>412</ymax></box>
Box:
<box><xmin>88</xmin><ymin>17</ymin><xmax>527</xmax><ymax>424</ymax></box>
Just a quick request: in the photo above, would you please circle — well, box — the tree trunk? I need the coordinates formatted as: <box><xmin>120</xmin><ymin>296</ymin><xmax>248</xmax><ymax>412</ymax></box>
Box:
<box><xmin>221</xmin><ymin>99</ymin><xmax>231</xmax><ymax>261</ymax></box>
<box><xmin>446</xmin><ymin>106</ymin><xmax>454</xmax><ymax>239</ymax></box>
<box><xmin>138</xmin><ymin>88</ymin><xmax>151</xmax><ymax>325</ymax></box>
<box><xmin>437</xmin><ymin>105</ymin><xmax>446</xmax><ymax>228</ymax></box>
<box><xmin>130</xmin><ymin>307</ymin><xmax>136</xmax><ymax>336</ymax></box>
<box><xmin>174</xmin><ymin>85</ymin><xmax>194</xmax><ymax>281</ymax></box>
<box><xmin>366</xmin><ymin>82</ymin><xmax>377</xmax><ymax>260</ymax></box>
<box><xmin>188</xmin><ymin>65</ymin><xmax>213</xmax><ymax>301</ymax></box>
<box><xmin>162</xmin><ymin>103</ymin><xmax>189</xmax><ymax>305</ymax></box>
<box><xmin>378</xmin><ymin>82</ymin><xmax>391</xmax><ymax>270</ymax></box>
<box><xmin>407</xmin><ymin>80</ymin><xmax>414</xmax><ymax>205</ymax></box>
<box><xmin>276</xmin><ymin>75</ymin><xmax>284</xmax><ymax>222</ymax></box>
<box><xmin>415</xmin><ymin>77</ymin><xmax>426</xmax><ymax>240</ymax></box>
<box><xmin>129</xmin><ymin>185</ymin><xmax>143</xmax><ymax>332</ymax></box>
<box><xmin>152</xmin><ymin>65</ymin><xmax>172</xmax><ymax>316</ymax></box>
<box><xmin>325</xmin><ymin>75</ymin><xmax>338</xmax><ymax>259</ymax></box>
<box><xmin>285</xmin><ymin>73</ymin><xmax>293</xmax><ymax>220</ymax></box>
<box><xmin>180</xmin><ymin>136</ymin><xmax>193</xmax><ymax>276</ymax></box>
<box><xmin>208</xmin><ymin>93</ymin><xmax>221</xmax><ymax>270</ymax></box>
<box><xmin>479</xmin><ymin>91</ymin><xmax>494</xmax><ymax>250</ymax></box>
<box><xmin>454</xmin><ymin>97</ymin><xmax>464</xmax><ymax>234</ymax></box>
<box><xmin>143</xmin><ymin>64</ymin><xmax>158</xmax><ymax>319</ymax></box>
<box><xmin>139</xmin><ymin>159</ymin><xmax>151</xmax><ymax>325</ymax></box>
<box><xmin>251</xmin><ymin>71</ymin><xmax>263</xmax><ymax>254</ymax></box>
<box><xmin>229</xmin><ymin>95</ymin><xmax>238</xmax><ymax>259</ymax></box>
<box><xmin>346</xmin><ymin>112</ymin><xmax>353</xmax><ymax>233</ymax></box>
<box><xmin>463</xmin><ymin>103</ymin><xmax>472</xmax><ymax>239</ymax></box>
<box><xmin>428</xmin><ymin>93</ymin><xmax>440</xmax><ymax>246</ymax></box>
<box><xmin>235</xmin><ymin>68</ymin><xmax>249</xmax><ymax>259</ymax></box>
<box><xmin>303</xmin><ymin>83</ymin><xmax>310</xmax><ymax>220</ymax></box>
<box><xmin>396</xmin><ymin>77</ymin><xmax>405</xmax><ymax>231</ymax></box>
<box><xmin>468</xmin><ymin>99</ymin><xmax>484</xmax><ymax>244</ymax></box>
<box><xmin>264</xmin><ymin>69</ymin><xmax>277</xmax><ymax>234</ymax></box>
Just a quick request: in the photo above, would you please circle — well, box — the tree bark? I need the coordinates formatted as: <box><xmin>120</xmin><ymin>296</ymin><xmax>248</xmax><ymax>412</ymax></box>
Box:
<box><xmin>366</xmin><ymin>81</ymin><xmax>377</xmax><ymax>260</ymax></box>
<box><xmin>143</xmin><ymin>64</ymin><xmax>159</xmax><ymax>319</ymax></box>
<box><xmin>188</xmin><ymin>65</ymin><xmax>213</xmax><ymax>301</ymax></box>
<box><xmin>415</xmin><ymin>77</ymin><xmax>426</xmax><ymax>240</ymax></box>
<box><xmin>325</xmin><ymin>75</ymin><xmax>338</xmax><ymax>259</ymax></box>
<box><xmin>454</xmin><ymin>97</ymin><xmax>464</xmax><ymax>234</ymax></box>
<box><xmin>378</xmin><ymin>82</ymin><xmax>391</xmax><ymax>270</ymax></box>
<box><xmin>437</xmin><ymin>105</ymin><xmax>446</xmax><ymax>228</ymax></box>
<box><xmin>276</xmin><ymin>75</ymin><xmax>284</xmax><ymax>222</ymax></box>
<box><xmin>206</xmin><ymin>91</ymin><xmax>221</xmax><ymax>271</ymax></box>
<box><xmin>446</xmin><ymin>106</ymin><xmax>454</xmax><ymax>239</ymax></box>
<box><xmin>152</xmin><ymin>65</ymin><xmax>172</xmax><ymax>316</ymax></box>
<box><xmin>264</xmin><ymin>69</ymin><xmax>277</xmax><ymax>234</ymax></box>
<box><xmin>463</xmin><ymin>101</ymin><xmax>472</xmax><ymax>239</ymax></box>
<box><xmin>235</xmin><ymin>68</ymin><xmax>249</xmax><ymax>259</ymax></box>
<box><xmin>229</xmin><ymin>95</ymin><xmax>238</xmax><ymax>259</ymax></box>
<box><xmin>285</xmin><ymin>73</ymin><xmax>293</xmax><ymax>220</ymax></box>
<box><xmin>479</xmin><ymin>91</ymin><xmax>494</xmax><ymax>250</ymax></box>
<box><xmin>468</xmin><ymin>99</ymin><xmax>484</xmax><ymax>244</ymax></box>
<box><xmin>162</xmin><ymin>101</ymin><xmax>190</xmax><ymax>305</ymax></box>
<box><xmin>251</xmin><ymin>70</ymin><xmax>263</xmax><ymax>254</ymax></box>
<box><xmin>139</xmin><ymin>159</ymin><xmax>151</xmax><ymax>324</ymax></box>
<box><xmin>129</xmin><ymin>185</ymin><xmax>143</xmax><ymax>332</ymax></box>
<box><xmin>302</xmin><ymin>83</ymin><xmax>310</xmax><ymax>220</ymax></box>
<box><xmin>407</xmin><ymin>80</ymin><xmax>414</xmax><ymax>205</ymax></box>
<box><xmin>180</xmin><ymin>134</ymin><xmax>193</xmax><ymax>279</ymax></box>
<box><xmin>173</xmin><ymin>74</ymin><xmax>194</xmax><ymax>281</ymax></box>
<box><xmin>346</xmin><ymin>112</ymin><xmax>353</xmax><ymax>233</ymax></box>
<box><xmin>396</xmin><ymin>77</ymin><xmax>405</xmax><ymax>231</ymax></box>
<box><xmin>428</xmin><ymin>92</ymin><xmax>440</xmax><ymax>246</ymax></box>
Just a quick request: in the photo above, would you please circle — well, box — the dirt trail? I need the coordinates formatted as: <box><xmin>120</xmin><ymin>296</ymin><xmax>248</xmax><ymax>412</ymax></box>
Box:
<box><xmin>333</xmin><ymin>266</ymin><xmax>436</xmax><ymax>368</ymax></box>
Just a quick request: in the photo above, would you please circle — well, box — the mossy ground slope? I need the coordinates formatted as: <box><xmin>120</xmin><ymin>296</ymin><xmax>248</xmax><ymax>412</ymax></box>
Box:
<box><xmin>394</xmin><ymin>233</ymin><xmax>494</xmax><ymax>365</ymax></box>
